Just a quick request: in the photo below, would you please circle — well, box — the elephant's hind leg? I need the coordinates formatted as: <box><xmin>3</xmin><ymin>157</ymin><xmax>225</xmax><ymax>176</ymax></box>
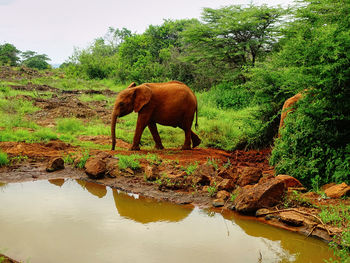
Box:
<box><xmin>191</xmin><ymin>130</ymin><xmax>201</xmax><ymax>148</ymax></box>
<box><xmin>148</xmin><ymin>122</ymin><xmax>164</xmax><ymax>149</ymax></box>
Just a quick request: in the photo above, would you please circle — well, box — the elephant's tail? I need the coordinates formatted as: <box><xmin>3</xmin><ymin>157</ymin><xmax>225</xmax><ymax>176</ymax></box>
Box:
<box><xmin>195</xmin><ymin>106</ymin><xmax>199</xmax><ymax>130</ymax></box>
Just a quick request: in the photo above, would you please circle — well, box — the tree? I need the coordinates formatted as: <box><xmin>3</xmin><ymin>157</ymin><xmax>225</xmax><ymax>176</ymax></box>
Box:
<box><xmin>21</xmin><ymin>51</ymin><xmax>51</xmax><ymax>70</ymax></box>
<box><xmin>264</xmin><ymin>0</ymin><xmax>350</xmax><ymax>188</ymax></box>
<box><xmin>0</xmin><ymin>43</ymin><xmax>20</xmax><ymax>66</ymax></box>
<box><xmin>182</xmin><ymin>5</ymin><xmax>286</xmax><ymax>85</ymax></box>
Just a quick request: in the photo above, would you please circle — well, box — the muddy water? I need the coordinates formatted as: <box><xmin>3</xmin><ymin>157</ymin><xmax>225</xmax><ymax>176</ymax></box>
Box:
<box><xmin>0</xmin><ymin>180</ymin><xmax>334</xmax><ymax>263</ymax></box>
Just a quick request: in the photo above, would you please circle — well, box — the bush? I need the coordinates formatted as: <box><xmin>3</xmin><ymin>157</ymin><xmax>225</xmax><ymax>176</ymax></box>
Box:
<box><xmin>0</xmin><ymin>151</ymin><xmax>9</xmax><ymax>166</ymax></box>
<box><xmin>207</xmin><ymin>82</ymin><xmax>252</xmax><ymax>110</ymax></box>
<box><xmin>117</xmin><ymin>154</ymin><xmax>141</xmax><ymax>171</ymax></box>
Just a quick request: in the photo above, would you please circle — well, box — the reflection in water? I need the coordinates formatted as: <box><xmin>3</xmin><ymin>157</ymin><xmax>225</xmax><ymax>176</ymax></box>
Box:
<box><xmin>112</xmin><ymin>189</ymin><xmax>193</xmax><ymax>224</ymax></box>
<box><xmin>48</xmin><ymin>179</ymin><xmax>65</xmax><ymax>187</ymax></box>
<box><xmin>221</xmin><ymin>211</ymin><xmax>334</xmax><ymax>263</ymax></box>
<box><xmin>76</xmin><ymin>179</ymin><xmax>107</xmax><ymax>198</ymax></box>
<box><xmin>0</xmin><ymin>180</ymin><xmax>335</xmax><ymax>263</ymax></box>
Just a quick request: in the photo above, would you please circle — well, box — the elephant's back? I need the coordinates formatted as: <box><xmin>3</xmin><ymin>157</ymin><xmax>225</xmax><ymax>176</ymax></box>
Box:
<box><xmin>147</xmin><ymin>82</ymin><xmax>197</xmax><ymax>126</ymax></box>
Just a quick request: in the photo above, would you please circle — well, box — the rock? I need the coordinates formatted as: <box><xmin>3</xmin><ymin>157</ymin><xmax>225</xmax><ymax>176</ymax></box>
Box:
<box><xmin>145</xmin><ymin>165</ymin><xmax>158</xmax><ymax>181</ymax></box>
<box><xmin>191</xmin><ymin>173</ymin><xmax>211</xmax><ymax>186</ymax></box>
<box><xmin>168</xmin><ymin>171</ymin><xmax>187</xmax><ymax>179</ymax></box>
<box><xmin>217</xmin><ymin>167</ymin><xmax>238</xmax><ymax>180</ymax></box>
<box><xmin>275</xmin><ymin>174</ymin><xmax>303</xmax><ymax>188</ymax></box>
<box><xmin>237</xmin><ymin>167</ymin><xmax>262</xmax><ymax>186</ymax></box>
<box><xmin>212</xmin><ymin>199</ymin><xmax>225</xmax><ymax>207</ymax></box>
<box><xmin>255</xmin><ymin>208</ymin><xmax>271</xmax><ymax>217</ymax></box>
<box><xmin>202</xmin><ymin>185</ymin><xmax>210</xmax><ymax>192</ymax></box>
<box><xmin>84</xmin><ymin>157</ymin><xmax>106</xmax><ymax>179</ymax></box>
<box><xmin>258</xmin><ymin>174</ymin><xmax>275</xmax><ymax>184</ymax></box>
<box><xmin>279</xmin><ymin>211</ymin><xmax>304</xmax><ymax>226</ymax></box>
<box><xmin>46</xmin><ymin>157</ymin><xmax>65</xmax><ymax>172</ymax></box>
<box><xmin>324</xmin><ymin>183</ymin><xmax>350</xmax><ymax>198</ymax></box>
<box><xmin>105</xmin><ymin>158</ymin><xmax>119</xmax><ymax>178</ymax></box>
<box><xmin>124</xmin><ymin>168</ymin><xmax>134</xmax><ymax>176</ymax></box>
<box><xmin>95</xmin><ymin>151</ymin><xmax>113</xmax><ymax>160</ymax></box>
<box><xmin>216</xmin><ymin>190</ymin><xmax>230</xmax><ymax>200</ymax></box>
<box><xmin>191</xmin><ymin>165</ymin><xmax>214</xmax><ymax>185</ymax></box>
<box><xmin>217</xmin><ymin>179</ymin><xmax>235</xmax><ymax>191</ymax></box>
<box><xmin>234</xmin><ymin>179</ymin><xmax>286</xmax><ymax>213</ymax></box>
<box><xmin>321</xmin><ymin>183</ymin><xmax>336</xmax><ymax>191</ymax></box>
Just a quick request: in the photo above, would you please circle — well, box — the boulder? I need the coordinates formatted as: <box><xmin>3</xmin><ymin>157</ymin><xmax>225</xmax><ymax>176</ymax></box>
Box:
<box><xmin>84</xmin><ymin>157</ymin><xmax>106</xmax><ymax>179</ymax></box>
<box><xmin>324</xmin><ymin>183</ymin><xmax>350</xmax><ymax>198</ymax></box>
<box><xmin>105</xmin><ymin>158</ymin><xmax>119</xmax><ymax>178</ymax></box>
<box><xmin>191</xmin><ymin>164</ymin><xmax>215</xmax><ymax>185</ymax></box>
<box><xmin>212</xmin><ymin>199</ymin><xmax>225</xmax><ymax>207</ymax></box>
<box><xmin>216</xmin><ymin>190</ymin><xmax>230</xmax><ymax>200</ymax></box>
<box><xmin>237</xmin><ymin>167</ymin><xmax>262</xmax><ymax>186</ymax></box>
<box><xmin>279</xmin><ymin>211</ymin><xmax>304</xmax><ymax>227</ymax></box>
<box><xmin>145</xmin><ymin>165</ymin><xmax>158</xmax><ymax>181</ymax></box>
<box><xmin>217</xmin><ymin>179</ymin><xmax>235</xmax><ymax>191</ymax></box>
<box><xmin>275</xmin><ymin>174</ymin><xmax>303</xmax><ymax>188</ymax></box>
<box><xmin>234</xmin><ymin>179</ymin><xmax>286</xmax><ymax>213</ymax></box>
<box><xmin>46</xmin><ymin>157</ymin><xmax>65</xmax><ymax>172</ymax></box>
<box><xmin>168</xmin><ymin>171</ymin><xmax>187</xmax><ymax>180</ymax></box>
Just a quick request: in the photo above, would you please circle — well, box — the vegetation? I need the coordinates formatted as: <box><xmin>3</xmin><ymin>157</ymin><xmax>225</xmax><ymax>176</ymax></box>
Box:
<box><xmin>0</xmin><ymin>43</ymin><xmax>50</xmax><ymax>69</ymax></box>
<box><xmin>1</xmin><ymin>1</ymin><xmax>349</xmax><ymax>260</ymax></box>
<box><xmin>0</xmin><ymin>151</ymin><xmax>9</xmax><ymax>166</ymax></box>
<box><xmin>116</xmin><ymin>154</ymin><xmax>141</xmax><ymax>171</ymax></box>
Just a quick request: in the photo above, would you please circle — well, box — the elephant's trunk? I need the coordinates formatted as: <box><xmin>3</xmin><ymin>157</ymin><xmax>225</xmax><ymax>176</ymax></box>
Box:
<box><xmin>111</xmin><ymin>110</ymin><xmax>118</xmax><ymax>150</ymax></box>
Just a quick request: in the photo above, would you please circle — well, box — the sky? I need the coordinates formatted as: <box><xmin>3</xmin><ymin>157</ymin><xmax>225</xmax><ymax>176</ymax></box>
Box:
<box><xmin>0</xmin><ymin>0</ymin><xmax>293</xmax><ymax>65</ymax></box>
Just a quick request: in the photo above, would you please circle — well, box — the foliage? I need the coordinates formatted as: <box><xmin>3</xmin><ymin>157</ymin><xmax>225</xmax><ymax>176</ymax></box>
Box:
<box><xmin>117</xmin><ymin>154</ymin><xmax>141</xmax><ymax>171</ymax></box>
<box><xmin>207</xmin><ymin>183</ymin><xmax>218</xmax><ymax>197</ymax></box>
<box><xmin>21</xmin><ymin>50</ymin><xmax>51</xmax><ymax>70</ymax></box>
<box><xmin>0</xmin><ymin>151</ymin><xmax>9</xmax><ymax>166</ymax></box>
<box><xmin>182</xmin><ymin>5</ymin><xmax>286</xmax><ymax>87</ymax></box>
<box><xmin>184</xmin><ymin>162</ymin><xmax>198</xmax><ymax>175</ymax></box>
<box><xmin>268</xmin><ymin>0</ymin><xmax>350</xmax><ymax>188</ymax></box>
<box><xmin>0</xmin><ymin>43</ymin><xmax>20</xmax><ymax>66</ymax></box>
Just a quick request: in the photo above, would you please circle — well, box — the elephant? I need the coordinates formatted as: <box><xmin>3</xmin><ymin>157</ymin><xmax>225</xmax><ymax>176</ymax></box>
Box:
<box><xmin>278</xmin><ymin>92</ymin><xmax>303</xmax><ymax>137</ymax></box>
<box><xmin>111</xmin><ymin>81</ymin><xmax>201</xmax><ymax>151</ymax></box>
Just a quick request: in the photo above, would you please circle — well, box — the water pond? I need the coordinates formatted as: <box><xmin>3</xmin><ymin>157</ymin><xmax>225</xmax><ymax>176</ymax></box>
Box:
<box><xmin>0</xmin><ymin>180</ymin><xmax>334</xmax><ymax>262</ymax></box>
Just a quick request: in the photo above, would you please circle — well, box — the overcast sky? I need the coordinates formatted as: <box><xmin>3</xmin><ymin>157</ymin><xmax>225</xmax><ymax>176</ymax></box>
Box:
<box><xmin>0</xmin><ymin>0</ymin><xmax>293</xmax><ymax>65</ymax></box>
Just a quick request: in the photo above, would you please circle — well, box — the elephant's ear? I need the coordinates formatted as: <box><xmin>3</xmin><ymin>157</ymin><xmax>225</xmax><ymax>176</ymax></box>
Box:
<box><xmin>133</xmin><ymin>85</ymin><xmax>152</xmax><ymax>112</ymax></box>
<box><xmin>127</xmin><ymin>82</ymin><xmax>136</xmax><ymax>89</ymax></box>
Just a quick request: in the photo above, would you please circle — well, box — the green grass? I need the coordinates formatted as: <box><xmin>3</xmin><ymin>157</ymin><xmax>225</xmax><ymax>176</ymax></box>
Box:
<box><xmin>184</xmin><ymin>162</ymin><xmax>198</xmax><ymax>176</ymax></box>
<box><xmin>0</xmin><ymin>151</ymin><xmax>9</xmax><ymax>166</ymax></box>
<box><xmin>0</xmin><ymin>127</ymin><xmax>57</xmax><ymax>143</ymax></box>
<box><xmin>319</xmin><ymin>204</ymin><xmax>350</xmax><ymax>228</ymax></box>
<box><xmin>116</xmin><ymin>154</ymin><xmax>142</xmax><ymax>171</ymax></box>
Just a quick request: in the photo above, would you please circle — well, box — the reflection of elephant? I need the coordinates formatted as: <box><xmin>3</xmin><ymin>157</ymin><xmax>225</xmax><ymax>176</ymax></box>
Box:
<box><xmin>278</xmin><ymin>92</ymin><xmax>303</xmax><ymax>137</ymax></box>
<box><xmin>112</xmin><ymin>189</ymin><xmax>193</xmax><ymax>224</ymax></box>
<box><xmin>111</xmin><ymin>81</ymin><xmax>201</xmax><ymax>150</ymax></box>
<box><xmin>48</xmin><ymin>179</ymin><xmax>65</xmax><ymax>187</ymax></box>
<box><xmin>76</xmin><ymin>180</ymin><xmax>107</xmax><ymax>198</ymax></box>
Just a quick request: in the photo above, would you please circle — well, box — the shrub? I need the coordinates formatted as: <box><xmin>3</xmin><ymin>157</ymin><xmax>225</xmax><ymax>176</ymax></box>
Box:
<box><xmin>0</xmin><ymin>151</ymin><xmax>9</xmax><ymax>166</ymax></box>
<box><xmin>117</xmin><ymin>154</ymin><xmax>141</xmax><ymax>171</ymax></box>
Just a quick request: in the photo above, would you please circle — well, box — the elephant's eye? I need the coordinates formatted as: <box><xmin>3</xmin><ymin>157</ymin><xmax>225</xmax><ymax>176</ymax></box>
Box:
<box><xmin>119</xmin><ymin>102</ymin><xmax>125</xmax><ymax>107</ymax></box>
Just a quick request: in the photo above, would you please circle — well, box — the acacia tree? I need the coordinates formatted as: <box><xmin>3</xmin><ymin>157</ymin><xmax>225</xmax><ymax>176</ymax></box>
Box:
<box><xmin>21</xmin><ymin>51</ymin><xmax>51</xmax><ymax>70</ymax></box>
<box><xmin>182</xmin><ymin>5</ymin><xmax>286</xmax><ymax>85</ymax></box>
<box><xmin>0</xmin><ymin>43</ymin><xmax>20</xmax><ymax>66</ymax></box>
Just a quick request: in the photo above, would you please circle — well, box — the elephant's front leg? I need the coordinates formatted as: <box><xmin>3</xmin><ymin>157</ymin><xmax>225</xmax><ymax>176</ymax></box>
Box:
<box><xmin>148</xmin><ymin>122</ymin><xmax>164</xmax><ymax>149</ymax></box>
<box><xmin>130</xmin><ymin>114</ymin><xmax>149</xmax><ymax>151</ymax></box>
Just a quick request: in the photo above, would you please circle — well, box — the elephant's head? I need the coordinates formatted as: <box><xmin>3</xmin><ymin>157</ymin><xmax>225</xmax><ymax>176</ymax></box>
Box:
<box><xmin>111</xmin><ymin>83</ymin><xmax>152</xmax><ymax>150</ymax></box>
